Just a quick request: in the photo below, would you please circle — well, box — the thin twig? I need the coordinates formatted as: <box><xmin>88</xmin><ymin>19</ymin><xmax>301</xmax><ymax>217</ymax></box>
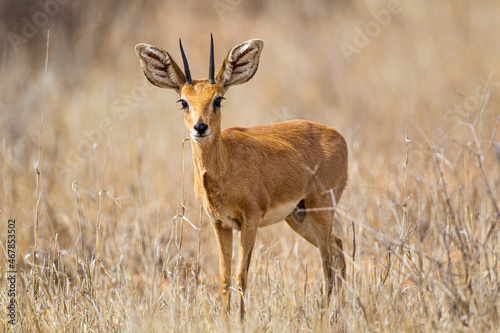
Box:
<box><xmin>100</xmin><ymin>189</ymin><xmax>123</xmax><ymax>209</ymax></box>
<box><xmin>402</xmin><ymin>134</ymin><xmax>411</xmax><ymax>237</ymax></box>
<box><xmin>0</xmin><ymin>38</ymin><xmax>7</xmax><ymax>107</ymax></box>
<box><xmin>351</xmin><ymin>222</ymin><xmax>356</xmax><ymax>264</ymax></box>
<box><xmin>34</xmin><ymin>30</ymin><xmax>50</xmax><ymax>267</ymax></box>
<box><xmin>71</xmin><ymin>180</ymin><xmax>85</xmax><ymax>259</ymax></box>
<box><xmin>153</xmin><ymin>201</ymin><xmax>161</xmax><ymax>301</ymax></box>
<box><xmin>172</xmin><ymin>214</ymin><xmax>201</xmax><ymax>231</ymax></box>
<box><xmin>398</xmin><ymin>134</ymin><xmax>412</xmax><ymax>282</ymax></box>
<box><xmin>95</xmin><ymin>106</ymin><xmax>117</xmax><ymax>257</ymax></box>
<box><xmin>196</xmin><ymin>205</ymin><xmax>203</xmax><ymax>278</ymax></box>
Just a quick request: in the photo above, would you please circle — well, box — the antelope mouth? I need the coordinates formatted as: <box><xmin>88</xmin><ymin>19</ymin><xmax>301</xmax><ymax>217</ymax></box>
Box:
<box><xmin>190</xmin><ymin>132</ymin><xmax>213</xmax><ymax>145</ymax></box>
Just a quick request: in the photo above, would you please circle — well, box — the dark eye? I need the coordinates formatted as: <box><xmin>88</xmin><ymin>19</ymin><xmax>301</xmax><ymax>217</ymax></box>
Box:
<box><xmin>177</xmin><ymin>99</ymin><xmax>189</xmax><ymax>111</ymax></box>
<box><xmin>213</xmin><ymin>96</ymin><xmax>224</xmax><ymax>111</ymax></box>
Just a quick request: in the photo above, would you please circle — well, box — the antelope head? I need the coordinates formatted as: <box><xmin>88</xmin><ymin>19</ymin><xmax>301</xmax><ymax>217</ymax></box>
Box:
<box><xmin>135</xmin><ymin>35</ymin><xmax>264</xmax><ymax>145</ymax></box>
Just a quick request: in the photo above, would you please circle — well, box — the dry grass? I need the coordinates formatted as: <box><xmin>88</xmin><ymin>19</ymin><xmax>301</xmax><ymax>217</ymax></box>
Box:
<box><xmin>1</xmin><ymin>0</ymin><xmax>499</xmax><ymax>331</ymax></box>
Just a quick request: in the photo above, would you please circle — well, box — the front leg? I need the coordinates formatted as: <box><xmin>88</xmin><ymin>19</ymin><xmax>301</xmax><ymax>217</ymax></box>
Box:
<box><xmin>212</xmin><ymin>220</ymin><xmax>233</xmax><ymax>314</ymax></box>
<box><xmin>236</xmin><ymin>219</ymin><xmax>258</xmax><ymax>321</ymax></box>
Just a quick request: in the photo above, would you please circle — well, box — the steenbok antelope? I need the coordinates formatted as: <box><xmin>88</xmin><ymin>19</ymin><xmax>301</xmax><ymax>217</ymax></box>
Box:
<box><xmin>135</xmin><ymin>35</ymin><xmax>347</xmax><ymax>319</ymax></box>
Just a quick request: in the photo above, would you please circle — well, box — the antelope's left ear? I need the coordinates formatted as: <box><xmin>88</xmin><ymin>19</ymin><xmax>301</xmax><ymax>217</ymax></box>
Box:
<box><xmin>216</xmin><ymin>39</ymin><xmax>263</xmax><ymax>91</ymax></box>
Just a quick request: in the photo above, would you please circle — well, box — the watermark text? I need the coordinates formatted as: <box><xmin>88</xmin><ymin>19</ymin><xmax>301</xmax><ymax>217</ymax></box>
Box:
<box><xmin>6</xmin><ymin>219</ymin><xmax>17</xmax><ymax>325</ymax></box>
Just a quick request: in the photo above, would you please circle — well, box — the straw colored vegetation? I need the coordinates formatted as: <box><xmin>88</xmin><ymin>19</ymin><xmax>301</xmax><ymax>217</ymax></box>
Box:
<box><xmin>1</xmin><ymin>0</ymin><xmax>499</xmax><ymax>331</ymax></box>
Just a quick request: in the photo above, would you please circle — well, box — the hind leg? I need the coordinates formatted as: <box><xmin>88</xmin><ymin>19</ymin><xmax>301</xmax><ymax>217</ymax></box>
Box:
<box><xmin>286</xmin><ymin>196</ymin><xmax>345</xmax><ymax>306</ymax></box>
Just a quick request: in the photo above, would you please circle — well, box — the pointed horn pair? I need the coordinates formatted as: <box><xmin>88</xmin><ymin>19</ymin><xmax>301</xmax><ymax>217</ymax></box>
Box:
<box><xmin>179</xmin><ymin>34</ymin><xmax>215</xmax><ymax>86</ymax></box>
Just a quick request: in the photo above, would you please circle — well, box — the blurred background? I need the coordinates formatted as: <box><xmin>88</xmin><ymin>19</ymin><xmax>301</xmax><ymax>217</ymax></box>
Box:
<box><xmin>0</xmin><ymin>0</ymin><xmax>499</xmax><ymax>329</ymax></box>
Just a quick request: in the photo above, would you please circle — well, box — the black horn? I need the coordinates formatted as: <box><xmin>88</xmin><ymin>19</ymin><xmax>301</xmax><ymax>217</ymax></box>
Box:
<box><xmin>209</xmin><ymin>33</ymin><xmax>215</xmax><ymax>84</ymax></box>
<box><xmin>179</xmin><ymin>38</ymin><xmax>192</xmax><ymax>85</ymax></box>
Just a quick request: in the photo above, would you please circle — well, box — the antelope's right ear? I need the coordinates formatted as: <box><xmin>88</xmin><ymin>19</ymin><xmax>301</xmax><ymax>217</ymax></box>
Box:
<box><xmin>135</xmin><ymin>43</ymin><xmax>186</xmax><ymax>92</ymax></box>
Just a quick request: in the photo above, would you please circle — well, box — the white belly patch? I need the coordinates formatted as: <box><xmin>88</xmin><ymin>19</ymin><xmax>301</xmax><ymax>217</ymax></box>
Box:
<box><xmin>260</xmin><ymin>201</ymin><xmax>300</xmax><ymax>227</ymax></box>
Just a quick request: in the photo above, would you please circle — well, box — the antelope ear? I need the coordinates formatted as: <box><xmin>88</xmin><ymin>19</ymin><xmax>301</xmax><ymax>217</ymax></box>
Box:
<box><xmin>135</xmin><ymin>43</ymin><xmax>186</xmax><ymax>92</ymax></box>
<box><xmin>216</xmin><ymin>39</ymin><xmax>263</xmax><ymax>91</ymax></box>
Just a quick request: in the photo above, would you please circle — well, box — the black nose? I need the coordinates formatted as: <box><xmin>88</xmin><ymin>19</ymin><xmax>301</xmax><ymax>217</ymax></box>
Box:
<box><xmin>194</xmin><ymin>122</ymin><xmax>208</xmax><ymax>135</ymax></box>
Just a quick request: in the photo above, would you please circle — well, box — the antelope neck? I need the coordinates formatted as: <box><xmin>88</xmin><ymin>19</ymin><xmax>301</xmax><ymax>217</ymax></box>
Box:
<box><xmin>191</xmin><ymin>130</ymin><xmax>228</xmax><ymax>177</ymax></box>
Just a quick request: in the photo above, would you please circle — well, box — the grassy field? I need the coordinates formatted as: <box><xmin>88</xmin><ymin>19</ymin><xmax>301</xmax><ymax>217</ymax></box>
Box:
<box><xmin>1</xmin><ymin>0</ymin><xmax>499</xmax><ymax>331</ymax></box>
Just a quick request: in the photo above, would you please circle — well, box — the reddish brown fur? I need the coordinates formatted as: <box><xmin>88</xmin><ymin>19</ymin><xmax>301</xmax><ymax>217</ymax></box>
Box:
<box><xmin>135</xmin><ymin>38</ymin><xmax>348</xmax><ymax>319</ymax></box>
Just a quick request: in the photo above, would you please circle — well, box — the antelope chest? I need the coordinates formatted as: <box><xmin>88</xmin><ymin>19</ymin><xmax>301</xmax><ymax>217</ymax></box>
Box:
<box><xmin>202</xmin><ymin>198</ymin><xmax>243</xmax><ymax>231</ymax></box>
<box><xmin>202</xmin><ymin>195</ymin><xmax>244</xmax><ymax>231</ymax></box>
<box><xmin>195</xmin><ymin>172</ymin><xmax>239</xmax><ymax>229</ymax></box>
